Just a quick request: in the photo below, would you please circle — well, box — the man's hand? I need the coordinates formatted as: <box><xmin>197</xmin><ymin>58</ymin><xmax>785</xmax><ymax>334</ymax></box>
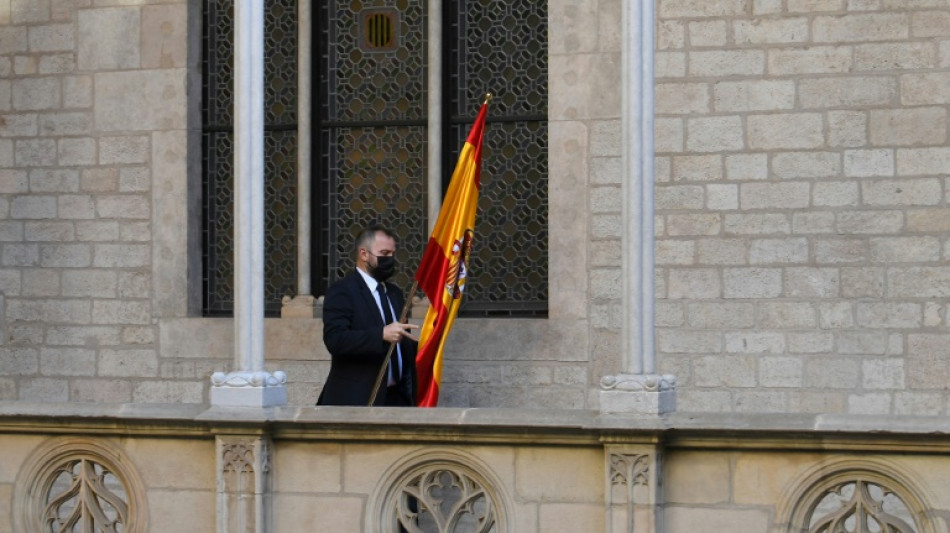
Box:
<box><xmin>383</xmin><ymin>322</ymin><xmax>419</xmax><ymax>343</ymax></box>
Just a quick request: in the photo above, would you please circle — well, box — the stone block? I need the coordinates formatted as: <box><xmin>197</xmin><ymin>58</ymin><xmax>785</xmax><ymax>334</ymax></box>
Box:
<box><xmin>274</xmin><ymin>495</ymin><xmax>363</xmax><ymax>533</ymax></box>
<box><xmin>62</xmin><ymin>269</ymin><xmax>116</xmax><ymax>297</ymax></box>
<box><xmin>95</xmin><ymin>69</ymin><xmax>187</xmax><ymax>131</ymax></box>
<box><xmin>22</xmin><ymin>269</ymin><xmax>59</xmax><ymax>297</ymax></box>
<box><xmin>725</xmin><ymin>153</ymin><xmax>767</xmax><ymax>181</ymax></box>
<box><xmin>793</xmin><ymin>212</ymin><xmax>838</xmax><ymax>234</ymax></box>
<box><xmin>725</xmin><ymin>332</ymin><xmax>785</xmax><ymax>354</ymax></box>
<box><xmin>848</xmin><ymin>392</ymin><xmax>892</xmax><ymax>414</ymax></box>
<box><xmin>24</xmin><ymin>221</ymin><xmax>74</xmax><ymax>241</ymax></box>
<box><xmin>829</xmin><ymin>111</ymin><xmax>868</xmax><ymax>148</ymax></box>
<box><xmin>888</xmin><ymin>267</ymin><xmax>950</xmax><ymax>297</ymax></box>
<box><xmin>907</xmin><ymin>334</ymin><xmax>950</xmax><ymax>389</ymax></box>
<box><xmin>687</xmin><ymin>116</ymin><xmax>744</xmax><ymax>152</ymax></box>
<box><xmin>686</xmin><ymin>302</ymin><xmax>754</xmax><ymax>328</ymax></box>
<box><xmin>897</xmin><ymin>147</ymin><xmax>950</xmax><ymax>175</ymax></box>
<box><xmin>784</xmin><ymin>267</ymin><xmax>839</xmax><ymax>298</ymax></box>
<box><xmin>803</xmin><ymin>76</ymin><xmax>897</xmax><ymax>109</ymax></box>
<box><xmin>811</xmin><ymin>181</ymin><xmax>859</xmax><ymax>208</ymax></box>
<box><xmin>10</xmin><ymin>195</ymin><xmax>55</xmax><ymax>220</ymax></box>
<box><xmin>689</xmin><ymin>50</ymin><xmax>765</xmax><ymax>77</ymax></box>
<box><xmin>901</xmin><ymin>71</ymin><xmax>950</xmax><ymax>105</ymax></box>
<box><xmin>757</xmin><ymin>301</ymin><xmax>818</xmax><ymax>328</ymax></box>
<box><xmin>57</xmin><ymin>195</ymin><xmax>95</xmax><ymax>219</ymax></box>
<box><xmin>590</xmin><ymin>185</ymin><xmax>621</xmax><ymax>213</ymax></box>
<box><xmin>28</xmin><ymin>23</ymin><xmax>73</xmax><ymax>52</ymax></box>
<box><xmin>11</xmin><ymin>77</ymin><xmax>58</xmax><ymax>111</ymax></box>
<box><xmin>80</xmin><ymin>168</ymin><xmax>119</xmax><ymax>192</ymax></box>
<box><xmin>856</xmin><ymin>302</ymin><xmax>921</xmax><ymax>328</ymax></box>
<box><xmin>894</xmin><ymin>391</ymin><xmax>943</xmax><ymax>416</ymax></box>
<box><xmin>656</xmin><ymin>82</ymin><xmax>710</xmax><ymax>114</ymax></box>
<box><xmin>813</xmin><ymin>13</ymin><xmax>908</xmax><ymax>43</ymax></box>
<box><xmin>673</xmin><ymin>155</ymin><xmax>723</xmax><ymax>181</ymax></box>
<box><xmin>862</xmin><ymin>358</ymin><xmax>905</xmax><ymax>390</ymax></box>
<box><xmin>45</xmin><ymin>326</ymin><xmax>120</xmax><ymax>346</ymax></box>
<box><xmin>836</xmin><ymin>210</ymin><xmax>903</xmax><ymax>234</ymax></box>
<box><xmin>759</xmin><ymin>356</ymin><xmax>803</xmax><ymax>387</ymax></box>
<box><xmin>539</xmin><ymin>503</ymin><xmax>604</xmax><ymax>533</ymax></box>
<box><xmin>92</xmin><ymin>300</ymin><xmax>150</xmax><ymax>325</ymax></box>
<box><xmin>805</xmin><ymin>357</ymin><xmax>860</xmax><ymax>388</ymax></box>
<box><xmin>666</xmin><ymin>213</ymin><xmax>721</xmax><ymax>236</ymax></box>
<box><xmin>57</xmin><ymin>138</ymin><xmax>96</xmax><ymax>166</ymax></box>
<box><xmin>0</xmin><ymin>221</ymin><xmax>23</xmax><ymax>241</ymax></box>
<box><xmin>659</xmin><ymin>0</ymin><xmax>746</xmax><ymax>17</ymax></box>
<box><xmin>93</xmin><ymin>243</ymin><xmax>149</xmax><ymax>267</ymax></box>
<box><xmin>549</xmin><ymin>53</ymin><xmax>620</xmax><ymax>121</ymax></box>
<box><xmin>515</xmin><ymin>446</ymin><xmax>603</xmax><ymax>502</ymax></box>
<box><xmin>39</xmin><ymin>347</ymin><xmax>96</xmax><ymax>376</ymax></box>
<box><xmin>694</xmin><ymin>355</ymin><xmax>757</xmax><ymax>387</ymax></box>
<box><xmin>99</xmin><ymin>348</ymin><xmax>158</xmax><ymax>377</ymax></box>
<box><xmin>0</xmin><ymin>347</ymin><xmax>38</xmax><ymax>375</ymax></box>
<box><xmin>141</xmin><ymin>5</ymin><xmax>188</xmax><ymax>68</ymax></box>
<box><xmin>96</xmin><ymin>194</ymin><xmax>150</xmax><ymax>219</ymax></box>
<box><xmin>734</xmin><ymin>453</ymin><xmax>818</xmax><ymax>505</ymax></box>
<box><xmin>117</xmin><ymin>271</ymin><xmax>150</xmax><ymax>298</ymax></box>
<box><xmin>788</xmin><ymin>0</ymin><xmax>845</xmax><ymax>11</ymax></box>
<box><xmin>75</xmin><ymin>220</ymin><xmax>118</xmax><ymax>241</ymax></box>
<box><xmin>657</xmin><ymin>329</ymin><xmax>722</xmax><ymax>354</ymax></box>
<box><xmin>869</xmin><ymin>236</ymin><xmax>940</xmax><ymax>263</ymax></box>
<box><xmin>788</xmin><ymin>331</ymin><xmax>834</xmax><ymax>354</ymax></box>
<box><xmin>77</xmin><ymin>7</ymin><xmax>139</xmax><ymax>70</ymax></box>
<box><xmin>143</xmin><ymin>490</ymin><xmax>215</xmax><ymax>533</ymax></box>
<box><xmin>63</xmin><ymin>75</ymin><xmax>92</xmax><ymax>108</ymax></box>
<box><xmin>736</xmin><ymin>18</ymin><xmax>810</xmax><ymax>45</ymax></box>
<box><xmin>815</xmin><ymin>238</ymin><xmax>867</xmax><ymax>264</ymax></box>
<box><xmin>133</xmin><ymin>380</ymin><xmax>203</xmax><ymax>403</ymax></box>
<box><xmin>688</xmin><ymin>20</ymin><xmax>727</xmax><ymax>47</ymax></box>
<box><xmin>19</xmin><ymin>378</ymin><xmax>68</xmax><ymax>402</ymax></box>
<box><xmin>724</xmin><ymin>214</ymin><xmax>790</xmax><ymax>235</ymax></box>
<box><xmin>15</xmin><ymin>138</ymin><xmax>56</xmax><ymax>167</ymax></box>
<box><xmin>768</xmin><ymin>46</ymin><xmax>852</xmax><ymax>75</ymax></box>
<box><xmin>40</xmin><ymin>243</ymin><xmax>90</xmax><ymax>267</ymax></box>
<box><xmin>1</xmin><ymin>243</ymin><xmax>39</xmax><ymax>266</ymax></box>
<box><xmin>773</xmin><ymin>152</ymin><xmax>840</xmax><ymax>179</ymax></box>
<box><xmin>723</xmin><ymin>267</ymin><xmax>782</xmax><ymax>298</ymax></box>
<box><xmin>856</xmin><ymin>42</ymin><xmax>936</xmax><ymax>72</ymax></box>
<box><xmin>871</xmin><ymin>108</ymin><xmax>946</xmax><ymax>147</ymax></box>
<box><xmin>864</xmin><ymin>178</ymin><xmax>942</xmax><ymax>207</ymax></box>
<box><xmin>668</xmin><ymin>268</ymin><xmax>721</xmax><ymax>299</ymax></box>
<box><xmin>705</xmin><ymin>183</ymin><xmax>737</xmax><ymax>210</ymax></box>
<box><xmin>741</xmin><ymin>182</ymin><xmax>811</xmax><ymax>210</ymax></box>
<box><xmin>907</xmin><ymin>208</ymin><xmax>950</xmax><ymax>232</ymax></box>
<box><xmin>99</xmin><ymin>135</ymin><xmax>149</xmax><ymax>165</ymax></box>
<box><xmin>749</xmin><ymin>238</ymin><xmax>808</xmax><ymax>264</ymax></box>
<box><xmin>29</xmin><ymin>169</ymin><xmax>77</xmax><ymax>193</ymax></box>
<box><xmin>747</xmin><ymin>113</ymin><xmax>823</xmax><ymax>150</ymax></box>
<box><xmin>656</xmin><ymin>239</ymin><xmax>695</xmax><ymax>265</ymax></box>
<box><xmin>837</xmin><ymin>330</ymin><xmax>888</xmax><ymax>354</ymax></box>
<box><xmin>696</xmin><ymin>239</ymin><xmax>748</xmax><ymax>265</ymax></box>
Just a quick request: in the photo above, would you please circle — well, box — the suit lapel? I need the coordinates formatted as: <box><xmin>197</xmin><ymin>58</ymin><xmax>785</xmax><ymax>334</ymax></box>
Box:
<box><xmin>353</xmin><ymin>272</ymin><xmax>384</xmax><ymax>327</ymax></box>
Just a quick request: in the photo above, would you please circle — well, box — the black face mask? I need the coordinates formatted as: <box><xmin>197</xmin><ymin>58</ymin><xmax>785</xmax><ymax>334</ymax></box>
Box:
<box><xmin>369</xmin><ymin>254</ymin><xmax>396</xmax><ymax>282</ymax></box>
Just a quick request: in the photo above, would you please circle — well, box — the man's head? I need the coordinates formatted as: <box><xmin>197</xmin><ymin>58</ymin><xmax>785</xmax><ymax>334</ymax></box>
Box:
<box><xmin>355</xmin><ymin>224</ymin><xmax>397</xmax><ymax>281</ymax></box>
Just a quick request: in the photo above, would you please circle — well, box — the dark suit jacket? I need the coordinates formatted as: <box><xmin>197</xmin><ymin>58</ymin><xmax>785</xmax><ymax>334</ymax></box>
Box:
<box><xmin>318</xmin><ymin>271</ymin><xmax>417</xmax><ymax>406</ymax></box>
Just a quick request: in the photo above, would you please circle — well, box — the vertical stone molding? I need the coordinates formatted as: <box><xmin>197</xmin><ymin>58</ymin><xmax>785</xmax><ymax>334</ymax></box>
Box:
<box><xmin>216</xmin><ymin>435</ymin><xmax>273</xmax><ymax>533</ymax></box>
<box><xmin>599</xmin><ymin>0</ymin><xmax>676</xmax><ymax>415</ymax></box>
<box><xmin>606</xmin><ymin>446</ymin><xmax>663</xmax><ymax>533</ymax></box>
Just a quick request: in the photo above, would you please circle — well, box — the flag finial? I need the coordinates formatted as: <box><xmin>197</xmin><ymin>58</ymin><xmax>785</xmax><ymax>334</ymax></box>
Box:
<box><xmin>483</xmin><ymin>92</ymin><xmax>493</xmax><ymax>105</ymax></box>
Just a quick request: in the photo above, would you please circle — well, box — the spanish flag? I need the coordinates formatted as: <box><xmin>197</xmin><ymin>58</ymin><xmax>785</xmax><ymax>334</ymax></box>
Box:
<box><xmin>413</xmin><ymin>99</ymin><xmax>489</xmax><ymax>407</ymax></box>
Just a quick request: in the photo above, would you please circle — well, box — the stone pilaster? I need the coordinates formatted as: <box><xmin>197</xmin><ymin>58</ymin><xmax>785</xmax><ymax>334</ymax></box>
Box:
<box><xmin>216</xmin><ymin>435</ymin><xmax>273</xmax><ymax>533</ymax></box>
<box><xmin>605</xmin><ymin>445</ymin><xmax>664</xmax><ymax>533</ymax></box>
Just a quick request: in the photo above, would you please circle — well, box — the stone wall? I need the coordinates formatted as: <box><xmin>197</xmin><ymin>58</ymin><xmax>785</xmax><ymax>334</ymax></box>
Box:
<box><xmin>1</xmin><ymin>0</ymin><xmax>949</xmax><ymax>414</ymax></box>
<box><xmin>2</xmin><ymin>405</ymin><xmax>950</xmax><ymax>533</ymax></box>
<box><xmin>645</xmin><ymin>0</ymin><xmax>950</xmax><ymax>414</ymax></box>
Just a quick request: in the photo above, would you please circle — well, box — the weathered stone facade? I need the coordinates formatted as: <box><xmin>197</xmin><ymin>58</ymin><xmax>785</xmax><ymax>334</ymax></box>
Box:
<box><xmin>2</xmin><ymin>0</ymin><xmax>950</xmax><ymax>531</ymax></box>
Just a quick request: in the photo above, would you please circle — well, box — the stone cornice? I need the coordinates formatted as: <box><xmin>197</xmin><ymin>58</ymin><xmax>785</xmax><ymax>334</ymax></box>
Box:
<box><xmin>1</xmin><ymin>402</ymin><xmax>949</xmax><ymax>453</ymax></box>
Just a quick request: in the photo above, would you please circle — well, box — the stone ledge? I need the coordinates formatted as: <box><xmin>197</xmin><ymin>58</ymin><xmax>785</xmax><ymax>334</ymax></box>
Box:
<box><xmin>1</xmin><ymin>402</ymin><xmax>949</xmax><ymax>451</ymax></box>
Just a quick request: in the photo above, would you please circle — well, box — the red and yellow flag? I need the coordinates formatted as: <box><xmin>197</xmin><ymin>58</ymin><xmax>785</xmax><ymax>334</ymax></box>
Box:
<box><xmin>414</xmin><ymin>100</ymin><xmax>489</xmax><ymax>407</ymax></box>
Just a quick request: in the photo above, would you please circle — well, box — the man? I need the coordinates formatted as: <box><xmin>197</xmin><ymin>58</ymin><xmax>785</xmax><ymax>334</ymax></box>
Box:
<box><xmin>318</xmin><ymin>225</ymin><xmax>419</xmax><ymax>406</ymax></box>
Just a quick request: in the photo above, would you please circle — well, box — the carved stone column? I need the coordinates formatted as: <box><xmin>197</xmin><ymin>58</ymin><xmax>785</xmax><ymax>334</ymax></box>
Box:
<box><xmin>216</xmin><ymin>435</ymin><xmax>273</xmax><ymax>533</ymax></box>
<box><xmin>281</xmin><ymin>0</ymin><xmax>318</xmax><ymax>319</ymax></box>
<box><xmin>598</xmin><ymin>0</ymin><xmax>675</xmax><ymax>415</ymax></box>
<box><xmin>605</xmin><ymin>445</ymin><xmax>663</xmax><ymax>533</ymax></box>
<box><xmin>211</xmin><ymin>0</ymin><xmax>287</xmax><ymax>406</ymax></box>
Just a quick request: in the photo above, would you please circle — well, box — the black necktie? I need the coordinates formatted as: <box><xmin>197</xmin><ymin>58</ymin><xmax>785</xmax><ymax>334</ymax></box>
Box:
<box><xmin>377</xmin><ymin>284</ymin><xmax>400</xmax><ymax>382</ymax></box>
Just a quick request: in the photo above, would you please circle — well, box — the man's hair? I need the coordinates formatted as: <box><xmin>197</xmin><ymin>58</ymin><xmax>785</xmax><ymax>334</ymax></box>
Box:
<box><xmin>354</xmin><ymin>224</ymin><xmax>396</xmax><ymax>256</ymax></box>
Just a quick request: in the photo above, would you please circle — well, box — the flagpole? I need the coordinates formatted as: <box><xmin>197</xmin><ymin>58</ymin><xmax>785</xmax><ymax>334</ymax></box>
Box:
<box><xmin>367</xmin><ymin>281</ymin><xmax>419</xmax><ymax>405</ymax></box>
